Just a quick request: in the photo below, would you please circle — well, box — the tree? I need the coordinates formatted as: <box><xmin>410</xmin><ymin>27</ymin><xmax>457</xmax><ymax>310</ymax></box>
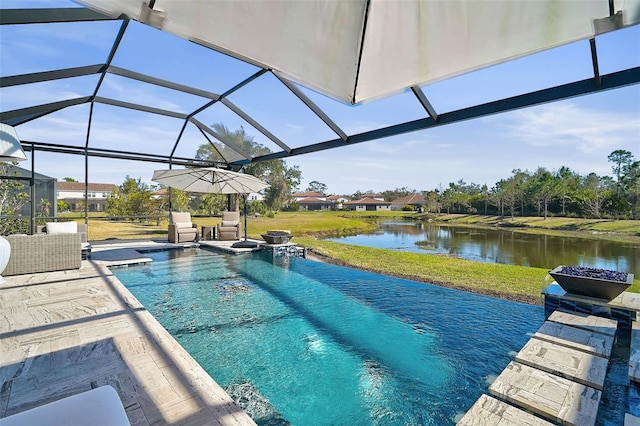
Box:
<box><xmin>170</xmin><ymin>188</ymin><xmax>190</xmax><ymax>212</ymax></box>
<box><xmin>38</xmin><ymin>198</ymin><xmax>51</xmax><ymax>218</ymax></box>
<box><xmin>57</xmin><ymin>200</ymin><xmax>69</xmax><ymax>212</ymax></box>
<box><xmin>422</xmin><ymin>190</ymin><xmax>440</xmax><ymax>213</ymax></box>
<box><xmin>306</xmin><ymin>180</ymin><xmax>327</xmax><ymax>194</ymax></box>
<box><xmin>575</xmin><ymin>173</ymin><xmax>607</xmax><ymax>218</ymax></box>
<box><xmin>197</xmin><ymin>194</ymin><xmax>227</xmax><ymax>216</ymax></box>
<box><xmin>0</xmin><ymin>163</ymin><xmax>30</xmax><ymax>235</ymax></box>
<box><xmin>381</xmin><ymin>187</ymin><xmax>414</xmax><ymax>202</ymax></box>
<box><xmin>106</xmin><ymin>176</ymin><xmax>156</xmax><ymax>221</ymax></box>
<box><xmin>0</xmin><ymin>163</ymin><xmax>29</xmax><ymax>217</ymax></box>
<box><xmin>554</xmin><ymin>166</ymin><xmax>580</xmax><ymax>216</ymax></box>
<box><xmin>624</xmin><ymin>160</ymin><xmax>640</xmax><ymax>219</ymax></box>
<box><xmin>530</xmin><ymin>167</ymin><xmax>555</xmax><ymax>219</ymax></box>
<box><xmin>608</xmin><ymin>150</ymin><xmax>634</xmax><ymax>196</ymax></box>
<box><xmin>196</xmin><ymin>124</ymin><xmax>302</xmax><ymax>212</ymax></box>
<box><xmin>63</xmin><ymin>177</ymin><xmax>77</xmax><ymax>182</ymax></box>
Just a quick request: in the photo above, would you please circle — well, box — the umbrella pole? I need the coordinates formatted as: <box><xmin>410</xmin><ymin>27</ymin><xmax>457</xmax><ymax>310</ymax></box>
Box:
<box><xmin>243</xmin><ymin>193</ymin><xmax>248</xmax><ymax>241</ymax></box>
<box><xmin>232</xmin><ymin>193</ymin><xmax>258</xmax><ymax>249</ymax></box>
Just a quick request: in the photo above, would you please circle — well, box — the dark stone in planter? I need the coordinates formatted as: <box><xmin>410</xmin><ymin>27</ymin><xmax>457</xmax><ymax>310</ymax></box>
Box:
<box><xmin>549</xmin><ymin>265</ymin><xmax>633</xmax><ymax>301</ymax></box>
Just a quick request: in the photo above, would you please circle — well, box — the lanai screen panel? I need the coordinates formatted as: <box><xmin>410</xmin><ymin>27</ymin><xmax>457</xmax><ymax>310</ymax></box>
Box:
<box><xmin>77</xmin><ymin>0</ymin><xmax>640</xmax><ymax>104</ymax></box>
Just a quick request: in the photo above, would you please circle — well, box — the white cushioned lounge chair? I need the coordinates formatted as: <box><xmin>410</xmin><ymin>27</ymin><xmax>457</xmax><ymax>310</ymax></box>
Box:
<box><xmin>217</xmin><ymin>211</ymin><xmax>241</xmax><ymax>240</ymax></box>
<box><xmin>168</xmin><ymin>212</ymin><xmax>199</xmax><ymax>243</ymax></box>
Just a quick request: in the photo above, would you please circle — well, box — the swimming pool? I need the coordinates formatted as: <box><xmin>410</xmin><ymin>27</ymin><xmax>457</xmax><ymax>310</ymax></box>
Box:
<box><xmin>113</xmin><ymin>248</ymin><xmax>544</xmax><ymax>425</ymax></box>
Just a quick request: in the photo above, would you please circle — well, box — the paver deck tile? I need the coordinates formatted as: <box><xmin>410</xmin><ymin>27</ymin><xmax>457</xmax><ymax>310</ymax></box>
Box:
<box><xmin>456</xmin><ymin>394</ymin><xmax>554</xmax><ymax>426</ymax></box>
<box><xmin>489</xmin><ymin>361</ymin><xmax>600</xmax><ymax>426</ymax></box>
<box><xmin>631</xmin><ymin>320</ymin><xmax>640</xmax><ymax>383</ymax></box>
<box><xmin>548</xmin><ymin>310</ymin><xmax>617</xmax><ymax>337</ymax></box>
<box><xmin>534</xmin><ymin>320</ymin><xmax>614</xmax><ymax>358</ymax></box>
<box><xmin>515</xmin><ymin>338</ymin><xmax>609</xmax><ymax>390</ymax></box>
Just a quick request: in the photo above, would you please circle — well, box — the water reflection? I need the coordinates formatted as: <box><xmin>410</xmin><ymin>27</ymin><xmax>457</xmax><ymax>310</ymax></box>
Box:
<box><xmin>326</xmin><ymin>221</ymin><xmax>639</xmax><ymax>275</ymax></box>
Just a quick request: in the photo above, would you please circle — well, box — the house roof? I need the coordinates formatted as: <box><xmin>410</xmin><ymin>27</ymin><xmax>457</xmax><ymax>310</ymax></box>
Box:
<box><xmin>297</xmin><ymin>197</ymin><xmax>331</xmax><ymax>204</ymax></box>
<box><xmin>326</xmin><ymin>195</ymin><xmax>345</xmax><ymax>200</ymax></box>
<box><xmin>346</xmin><ymin>197</ymin><xmax>391</xmax><ymax>205</ymax></box>
<box><xmin>292</xmin><ymin>192</ymin><xmax>326</xmax><ymax>198</ymax></box>
<box><xmin>392</xmin><ymin>193</ymin><xmax>426</xmax><ymax>205</ymax></box>
<box><xmin>57</xmin><ymin>181</ymin><xmax>117</xmax><ymax>192</ymax></box>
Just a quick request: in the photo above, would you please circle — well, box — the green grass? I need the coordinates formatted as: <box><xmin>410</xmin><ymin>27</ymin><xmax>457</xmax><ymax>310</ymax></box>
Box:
<box><xmin>297</xmin><ymin>238</ymin><xmax>640</xmax><ymax>301</ymax></box>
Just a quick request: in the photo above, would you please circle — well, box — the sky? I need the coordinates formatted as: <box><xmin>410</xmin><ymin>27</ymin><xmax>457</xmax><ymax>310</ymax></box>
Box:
<box><xmin>1</xmin><ymin>0</ymin><xmax>639</xmax><ymax>196</ymax></box>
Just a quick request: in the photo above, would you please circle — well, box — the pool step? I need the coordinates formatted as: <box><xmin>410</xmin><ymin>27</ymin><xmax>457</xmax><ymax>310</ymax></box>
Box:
<box><xmin>547</xmin><ymin>310</ymin><xmax>618</xmax><ymax>337</ymax></box>
<box><xmin>515</xmin><ymin>338</ymin><xmax>609</xmax><ymax>390</ymax></box>
<box><xmin>456</xmin><ymin>394</ymin><xmax>554</xmax><ymax>426</ymax></box>
<box><xmin>534</xmin><ymin>320</ymin><xmax>614</xmax><ymax>358</ymax></box>
<box><xmin>488</xmin><ymin>361</ymin><xmax>601</xmax><ymax>426</ymax></box>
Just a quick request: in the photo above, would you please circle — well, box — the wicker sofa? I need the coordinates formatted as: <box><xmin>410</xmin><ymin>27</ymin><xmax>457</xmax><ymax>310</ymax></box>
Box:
<box><xmin>3</xmin><ymin>223</ymin><xmax>87</xmax><ymax>276</ymax></box>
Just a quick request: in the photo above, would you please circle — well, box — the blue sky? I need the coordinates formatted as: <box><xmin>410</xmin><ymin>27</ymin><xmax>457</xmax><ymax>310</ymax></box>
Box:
<box><xmin>1</xmin><ymin>0</ymin><xmax>639</xmax><ymax>195</ymax></box>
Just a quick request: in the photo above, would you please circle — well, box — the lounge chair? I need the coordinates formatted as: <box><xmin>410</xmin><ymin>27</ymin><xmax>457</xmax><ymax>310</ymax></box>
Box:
<box><xmin>168</xmin><ymin>212</ymin><xmax>198</xmax><ymax>243</ymax></box>
<box><xmin>217</xmin><ymin>211</ymin><xmax>241</xmax><ymax>240</ymax></box>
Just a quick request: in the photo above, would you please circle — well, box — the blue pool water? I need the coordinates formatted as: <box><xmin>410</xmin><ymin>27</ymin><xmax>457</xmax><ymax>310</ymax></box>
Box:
<box><xmin>113</xmin><ymin>249</ymin><xmax>544</xmax><ymax>425</ymax></box>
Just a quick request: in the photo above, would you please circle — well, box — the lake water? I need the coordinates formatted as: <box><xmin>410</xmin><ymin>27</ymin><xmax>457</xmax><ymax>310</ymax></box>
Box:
<box><xmin>326</xmin><ymin>221</ymin><xmax>640</xmax><ymax>276</ymax></box>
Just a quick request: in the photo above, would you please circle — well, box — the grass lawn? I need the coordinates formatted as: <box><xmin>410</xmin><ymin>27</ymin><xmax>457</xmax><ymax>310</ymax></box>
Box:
<box><xmin>70</xmin><ymin>211</ymin><xmax>640</xmax><ymax>302</ymax></box>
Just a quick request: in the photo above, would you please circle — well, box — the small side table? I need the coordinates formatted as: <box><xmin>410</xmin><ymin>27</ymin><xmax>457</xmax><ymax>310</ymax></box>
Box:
<box><xmin>202</xmin><ymin>226</ymin><xmax>216</xmax><ymax>241</ymax></box>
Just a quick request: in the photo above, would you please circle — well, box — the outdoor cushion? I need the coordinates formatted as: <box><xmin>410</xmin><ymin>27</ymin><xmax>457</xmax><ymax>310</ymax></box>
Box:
<box><xmin>46</xmin><ymin>221</ymin><xmax>78</xmax><ymax>234</ymax></box>
<box><xmin>174</xmin><ymin>221</ymin><xmax>193</xmax><ymax>228</ymax></box>
<box><xmin>221</xmin><ymin>220</ymin><xmax>239</xmax><ymax>227</ymax></box>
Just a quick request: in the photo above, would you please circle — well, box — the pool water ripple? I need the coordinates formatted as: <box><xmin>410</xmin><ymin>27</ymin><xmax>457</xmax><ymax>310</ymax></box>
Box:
<box><xmin>113</xmin><ymin>249</ymin><xmax>544</xmax><ymax>425</ymax></box>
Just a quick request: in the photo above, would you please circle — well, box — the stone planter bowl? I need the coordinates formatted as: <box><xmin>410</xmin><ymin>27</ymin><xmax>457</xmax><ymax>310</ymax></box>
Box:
<box><xmin>549</xmin><ymin>265</ymin><xmax>634</xmax><ymax>300</ymax></box>
<box><xmin>261</xmin><ymin>231</ymin><xmax>293</xmax><ymax>245</ymax></box>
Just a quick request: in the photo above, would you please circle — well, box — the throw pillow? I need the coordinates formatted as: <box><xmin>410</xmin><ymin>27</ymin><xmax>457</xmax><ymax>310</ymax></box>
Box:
<box><xmin>221</xmin><ymin>220</ymin><xmax>239</xmax><ymax>227</ymax></box>
<box><xmin>46</xmin><ymin>221</ymin><xmax>78</xmax><ymax>234</ymax></box>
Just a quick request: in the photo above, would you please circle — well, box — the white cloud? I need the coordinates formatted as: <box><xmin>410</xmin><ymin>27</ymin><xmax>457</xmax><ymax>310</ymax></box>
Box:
<box><xmin>505</xmin><ymin>103</ymin><xmax>640</xmax><ymax>154</ymax></box>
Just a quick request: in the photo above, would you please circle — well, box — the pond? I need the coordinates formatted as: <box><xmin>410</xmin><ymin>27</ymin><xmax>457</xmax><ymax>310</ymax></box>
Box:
<box><xmin>326</xmin><ymin>221</ymin><xmax>640</xmax><ymax>276</ymax></box>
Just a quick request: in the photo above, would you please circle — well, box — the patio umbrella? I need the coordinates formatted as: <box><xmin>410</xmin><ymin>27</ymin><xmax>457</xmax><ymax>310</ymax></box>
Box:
<box><xmin>152</xmin><ymin>167</ymin><xmax>269</xmax><ymax>248</ymax></box>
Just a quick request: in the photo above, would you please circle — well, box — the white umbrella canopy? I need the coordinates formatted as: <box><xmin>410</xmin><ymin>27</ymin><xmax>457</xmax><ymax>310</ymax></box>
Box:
<box><xmin>152</xmin><ymin>167</ymin><xmax>269</xmax><ymax>195</ymax></box>
<box><xmin>77</xmin><ymin>0</ymin><xmax>639</xmax><ymax>104</ymax></box>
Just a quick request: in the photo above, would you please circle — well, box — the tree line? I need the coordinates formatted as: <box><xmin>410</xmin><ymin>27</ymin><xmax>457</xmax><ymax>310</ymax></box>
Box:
<box><xmin>345</xmin><ymin>150</ymin><xmax>640</xmax><ymax>219</ymax></box>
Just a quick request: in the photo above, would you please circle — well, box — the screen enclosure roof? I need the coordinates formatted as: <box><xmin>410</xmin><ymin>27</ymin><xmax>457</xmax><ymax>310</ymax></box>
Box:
<box><xmin>1</xmin><ymin>0</ymin><xmax>639</xmax><ymax>170</ymax></box>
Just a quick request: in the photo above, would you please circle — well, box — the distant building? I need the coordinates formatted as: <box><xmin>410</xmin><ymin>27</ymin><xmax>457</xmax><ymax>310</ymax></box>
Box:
<box><xmin>247</xmin><ymin>192</ymin><xmax>264</xmax><ymax>202</ymax></box>
<box><xmin>291</xmin><ymin>192</ymin><xmax>348</xmax><ymax>211</ymax></box>
<box><xmin>296</xmin><ymin>196</ymin><xmax>334</xmax><ymax>211</ymax></box>
<box><xmin>57</xmin><ymin>181</ymin><xmax>117</xmax><ymax>212</ymax></box>
<box><xmin>345</xmin><ymin>197</ymin><xmax>391</xmax><ymax>212</ymax></box>
<box><xmin>150</xmin><ymin>188</ymin><xmax>168</xmax><ymax>200</ymax></box>
<box><xmin>390</xmin><ymin>193</ymin><xmax>425</xmax><ymax>211</ymax></box>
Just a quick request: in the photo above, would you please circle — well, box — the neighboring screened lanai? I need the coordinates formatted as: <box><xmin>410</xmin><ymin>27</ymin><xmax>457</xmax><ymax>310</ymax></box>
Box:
<box><xmin>1</xmin><ymin>1</ymin><xmax>639</xmax><ymax>186</ymax></box>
